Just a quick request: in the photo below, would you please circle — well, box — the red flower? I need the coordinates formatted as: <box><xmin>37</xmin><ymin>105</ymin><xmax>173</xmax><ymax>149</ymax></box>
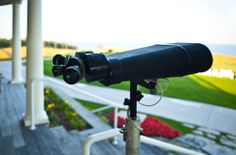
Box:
<box><xmin>108</xmin><ymin>113</ymin><xmax>181</xmax><ymax>139</ymax></box>
<box><xmin>141</xmin><ymin>117</ymin><xmax>181</xmax><ymax>138</ymax></box>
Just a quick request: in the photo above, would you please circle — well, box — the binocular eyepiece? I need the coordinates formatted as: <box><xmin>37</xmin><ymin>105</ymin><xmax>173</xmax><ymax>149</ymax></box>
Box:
<box><xmin>52</xmin><ymin>55</ymin><xmax>81</xmax><ymax>84</ymax></box>
<box><xmin>52</xmin><ymin>43</ymin><xmax>213</xmax><ymax>86</ymax></box>
<box><xmin>52</xmin><ymin>51</ymin><xmax>109</xmax><ymax>84</ymax></box>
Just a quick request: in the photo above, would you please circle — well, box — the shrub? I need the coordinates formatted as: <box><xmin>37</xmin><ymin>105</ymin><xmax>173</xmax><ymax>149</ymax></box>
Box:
<box><xmin>141</xmin><ymin>117</ymin><xmax>181</xmax><ymax>138</ymax></box>
<box><xmin>108</xmin><ymin>112</ymin><xmax>181</xmax><ymax>139</ymax></box>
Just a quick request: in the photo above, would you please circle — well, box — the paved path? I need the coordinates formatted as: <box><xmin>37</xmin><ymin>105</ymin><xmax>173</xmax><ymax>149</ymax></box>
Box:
<box><xmin>1</xmin><ymin>60</ymin><xmax>236</xmax><ymax>135</ymax></box>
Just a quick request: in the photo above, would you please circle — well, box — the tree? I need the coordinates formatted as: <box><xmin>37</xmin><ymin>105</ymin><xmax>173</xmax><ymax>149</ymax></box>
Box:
<box><xmin>0</xmin><ymin>38</ymin><xmax>11</xmax><ymax>48</ymax></box>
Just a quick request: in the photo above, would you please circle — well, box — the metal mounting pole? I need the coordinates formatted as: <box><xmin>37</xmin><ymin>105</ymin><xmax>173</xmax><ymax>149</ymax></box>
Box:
<box><xmin>126</xmin><ymin>116</ymin><xmax>141</xmax><ymax>155</ymax></box>
<box><xmin>124</xmin><ymin>81</ymin><xmax>141</xmax><ymax>155</ymax></box>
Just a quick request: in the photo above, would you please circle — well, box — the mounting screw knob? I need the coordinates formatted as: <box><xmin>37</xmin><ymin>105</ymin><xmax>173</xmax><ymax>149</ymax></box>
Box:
<box><xmin>136</xmin><ymin>91</ymin><xmax>144</xmax><ymax>101</ymax></box>
<box><xmin>123</xmin><ymin>98</ymin><xmax>130</xmax><ymax>106</ymax></box>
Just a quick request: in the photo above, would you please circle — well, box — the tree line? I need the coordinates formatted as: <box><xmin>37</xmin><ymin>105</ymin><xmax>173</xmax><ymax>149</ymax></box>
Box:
<box><xmin>0</xmin><ymin>38</ymin><xmax>77</xmax><ymax>49</ymax></box>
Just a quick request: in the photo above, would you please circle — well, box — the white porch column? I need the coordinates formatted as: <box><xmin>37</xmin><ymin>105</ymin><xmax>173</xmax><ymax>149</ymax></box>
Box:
<box><xmin>11</xmin><ymin>0</ymin><xmax>23</xmax><ymax>84</ymax></box>
<box><xmin>24</xmin><ymin>0</ymin><xmax>48</xmax><ymax>126</ymax></box>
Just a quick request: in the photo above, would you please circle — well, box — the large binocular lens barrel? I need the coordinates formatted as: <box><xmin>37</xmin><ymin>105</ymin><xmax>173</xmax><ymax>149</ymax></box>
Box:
<box><xmin>102</xmin><ymin>43</ymin><xmax>212</xmax><ymax>85</ymax></box>
<box><xmin>52</xmin><ymin>43</ymin><xmax>213</xmax><ymax>85</ymax></box>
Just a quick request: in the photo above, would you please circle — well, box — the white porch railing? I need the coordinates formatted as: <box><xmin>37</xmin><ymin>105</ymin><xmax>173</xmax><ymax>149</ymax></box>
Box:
<box><xmin>83</xmin><ymin>129</ymin><xmax>121</xmax><ymax>155</ymax></box>
<box><xmin>91</xmin><ymin>105</ymin><xmax>114</xmax><ymax>113</ymax></box>
<box><xmin>45</xmin><ymin>77</ymin><xmax>123</xmax><ymax>132</ymax></box>
<box><xmin>45</xmin><ymin>77</ymin><xmax>207</xmax><ymax>155</ymax></box>
<box><xmin>92</xmin><ymin>105</ymin><xmax>119</xmax><ymax>144</ymax></box>
<box><xmin>83</xmin><ymin>128</ymin><xmax>207</xmax><ymax>155</ymax></box>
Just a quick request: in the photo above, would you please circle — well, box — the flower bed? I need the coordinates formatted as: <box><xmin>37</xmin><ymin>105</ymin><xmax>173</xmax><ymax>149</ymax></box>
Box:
<box><xmin>141</xmin><ymin>117</ymin><xmax>181</xmax><ymax>138</ymax></box>
<box><xmin>108</xmin><ymin>112</ymin><xmax>181</xmax><ymax>139</ymax></box>
<box><xmin>44</xmin><ymin>88</ymin><xmax>91</xmax><ymax>131</ymax></box>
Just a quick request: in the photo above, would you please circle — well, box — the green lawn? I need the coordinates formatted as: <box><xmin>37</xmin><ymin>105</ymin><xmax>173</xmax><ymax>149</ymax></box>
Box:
<box><xmin>44</xmin><ymin>60</ymin><xmax>54</xmax><ymax>77</ymax></box>
<box><xmin>164</xmin><ymin>75</ymin><xmax>236</xmax><ymax>109</ymax></box>
<box><xmin>44</xmin><ymin>60</ymin><xmax>236</xmax><ymax>109</ymax></box>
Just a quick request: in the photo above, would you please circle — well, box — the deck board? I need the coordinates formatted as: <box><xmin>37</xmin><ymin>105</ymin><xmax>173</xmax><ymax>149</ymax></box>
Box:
<box><xmin>20</xmin><ymin>123</ymin><xmax>41</xmax><ymax>155</ymax></box>
<box><xmin>0</xmin><ymin>135</ymin><xmax>15</xmax><ymax>155</ymax></box>
<box><xmin>38</xmin><ymin>125</ymin><xmax>65</xmax><ymax>155</ymax></box>
<box><xmin>50</xmin><ymin>126</ymin><xmax>83</xmax><ymax>155</ymax></box>
<box><xmin>15</xmin><ymin>146</ymin><xmax>29</xmax><ymax>155</ymax></box>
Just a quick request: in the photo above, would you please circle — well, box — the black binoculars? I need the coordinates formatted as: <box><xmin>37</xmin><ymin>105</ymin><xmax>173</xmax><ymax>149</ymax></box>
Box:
<box><xmin>52</xmin><ymin>43</ymin><xmax>212</xmax><ymax>86</ymax></box>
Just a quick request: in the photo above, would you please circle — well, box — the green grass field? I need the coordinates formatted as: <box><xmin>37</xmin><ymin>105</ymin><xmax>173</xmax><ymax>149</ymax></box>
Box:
<box><xmin>44</xmin><ymin>59</ymin><xmax>236</xmax><ymax>109</ymax></box>
<box><xmin>164</xmin><ymin>75</ymin><xmax>236</xmax><ymax>108</ymax></box>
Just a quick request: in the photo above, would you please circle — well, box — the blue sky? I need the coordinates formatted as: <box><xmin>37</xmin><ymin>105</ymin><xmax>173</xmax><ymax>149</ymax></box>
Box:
<box><xmin>0</xmin><ymin>0</ymin><xmax>236</xmax><ymax>48</ymax></box>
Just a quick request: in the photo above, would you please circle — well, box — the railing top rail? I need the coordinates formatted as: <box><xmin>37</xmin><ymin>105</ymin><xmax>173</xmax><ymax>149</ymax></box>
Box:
<box><xmin>45</xmin><ymin>77</ymin><xmax>125</xmax><ymax>108</ymax></box>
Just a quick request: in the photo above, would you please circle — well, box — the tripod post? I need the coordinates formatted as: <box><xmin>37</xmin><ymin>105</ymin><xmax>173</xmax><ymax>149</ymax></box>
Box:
<box><xmin>125</xmin><ymin>116</ymin><xmax>141</xmax><ymax>155</ymax></box>
<box><xmin>122</xmin><ymin>81</ymin><xmax>142</xmax><ymax>155</ymax></box>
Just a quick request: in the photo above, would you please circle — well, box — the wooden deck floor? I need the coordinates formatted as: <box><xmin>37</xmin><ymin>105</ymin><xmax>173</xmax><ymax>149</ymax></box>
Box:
<box><xmin>0</xmin><ymin>79</ymin><xmax>65</xmax><ymax>155</ymax></box>
<box><xmin>0</xmin><ymin>70</ymin><xmax>167</xmax><ymax>155</ymax></box>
